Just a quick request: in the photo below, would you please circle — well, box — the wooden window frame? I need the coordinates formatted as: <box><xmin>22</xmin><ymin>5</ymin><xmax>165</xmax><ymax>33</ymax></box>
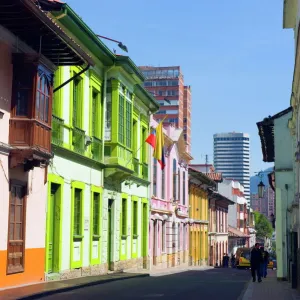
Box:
<box><xmin>7</xmin><ymin>180</ymin><xmax>27</xmax><ymax>275</ymax></box>
<box><xmin>11</xmin><ymin>56</ymin><xmax>53</xmax><ymax>126</ymax></box>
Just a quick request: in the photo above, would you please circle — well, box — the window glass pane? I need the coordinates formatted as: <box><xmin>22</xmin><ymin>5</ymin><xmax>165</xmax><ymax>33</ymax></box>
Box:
<box><xmin>16</xmin><ymin>89</ymin><xmax>29</xmax><ymax>116</ymax></box>
<box><xmin>118</xmin><ymin>95</ymin><xmax>125</xmax><ymax>144</ymax></box>
<box><xmin>9</xmin><ymin>223</ymin><xmax>14</xmax><ymax>240</ymax></box>
<box><xmin>15</xmin><ymin>223</ymin><xmax>22</xmax><ymax>240</ymax></box>
<box><xmin>39</xmin><ymin>94</ymin><xmax>45</xmax><ymax>121</ymax></box>
<box><xmin>122</xmin><ymin>199</ymin><xmax>126</xmax><ymax>235</ymax></box>
<box><xmin>93</xmin><ymin>192</ymin><xmax>100</xmax><ymax>235</ymax></box>
<box><xmin>44</xmin><ymin>95</ymin><xmax>49</xmax><ymax>123</ymax></box>
<box><xmin>15</xmin><ymin>205</ymin><xmax>22</xmax><ymax>222</ymax></box>
<box><xmin>35</xmin><ymin>91</ymin><xmax>40</xmax><ymax>119</ymax></box>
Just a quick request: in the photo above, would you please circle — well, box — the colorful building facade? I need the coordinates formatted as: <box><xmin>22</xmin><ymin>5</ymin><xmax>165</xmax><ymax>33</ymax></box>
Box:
<box><xmin>149</xmin><ymin>121</ymin><xmax>192</xmax><ymax>270</ymax></box>
<box><xmin>44</xmin><ymin>3</ymin><xmax>158</xmax><ymax>280</ymax></box>
<box><xmin>188</xmin><ymin>167</ymin><xmax>216</xmax><ymax>266</ymax></box>
<box><xmin>0</xmin><ymin>0</ymin><xmax>92</xmax><ymax>288</ymax></box>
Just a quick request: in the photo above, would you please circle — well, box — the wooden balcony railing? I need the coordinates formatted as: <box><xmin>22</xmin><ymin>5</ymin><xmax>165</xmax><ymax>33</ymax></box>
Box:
<box><xmin>72</xmin><ymin>127</ymin><xmax>85</xmax><ymax>155</ymax></box>
<box><xmin>52</xmin><ymin>115</ymin><xmax>64</xmax><ymax>146</ymax></box>
<box><xmin>91</xmin><ymin>136</ymin><xmax>103</xmax><ymax>162</ymax></box>
<box><xmin>9</xmin><ymin>118</ymin><xmax>51</xmax><ymax>152</ymax></box>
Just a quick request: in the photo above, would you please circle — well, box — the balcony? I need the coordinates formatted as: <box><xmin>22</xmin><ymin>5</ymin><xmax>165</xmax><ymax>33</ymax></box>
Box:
<box><xmin>72</xmin><ymin>127</ymin><xmax>85</xmax><ymax>155</ymax></box>
<box><xmin>9</xmin><ymin>118</ymin><xmax>52</xmax><ymax>169</ymax></box>
<box><xmin>104</xmin><ymin>143</ymin><xmax>134</xmax><ymax>181</ymax></box>
<box><xmin>91</xmin><ymin>136</ymin><xmax>103</xmax><ymax>162</ymax></box>
<box><xmin>52</xmin><ymin>115</ymin><xmax>64</xmax><ymax>146</ymax></box>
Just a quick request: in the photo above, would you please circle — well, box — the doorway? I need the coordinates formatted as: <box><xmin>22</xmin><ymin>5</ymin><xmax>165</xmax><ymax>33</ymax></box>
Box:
<box><xmin>48</xmin><ymin>183</ymin><xmax>60</xmax><ymax>273</ymax></box>
<box><xmin>142</xmin><ymin>203</ymin><xmax>147</xmax><ymax>268</ymax></box>
<box><xmin>153</xmin><ymin>220</ymin><xmax>157</xmax><ymax>265</ymax></box>
<box><xmin>107</xmin><ymin>199</ymin><xmax>114</xmax><ymax>270</ymax></box>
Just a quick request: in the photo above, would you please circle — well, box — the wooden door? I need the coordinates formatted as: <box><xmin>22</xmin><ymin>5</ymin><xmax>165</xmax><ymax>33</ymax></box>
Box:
<box><xmin>48</xmin><ymin>192</ymin><xmax>55</xmax><ymax>273</ymax></box>
<box><xmin>107</xmin><ymin>199</ymin><xmax>113</xmax><ymax>270</ymax></box>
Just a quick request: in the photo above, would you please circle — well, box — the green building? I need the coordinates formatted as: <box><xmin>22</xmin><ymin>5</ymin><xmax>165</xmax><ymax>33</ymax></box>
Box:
<box><xmin>45</xmin><ymin>2</ymin><xmax>158</xmax><ymax>280</ymax></box>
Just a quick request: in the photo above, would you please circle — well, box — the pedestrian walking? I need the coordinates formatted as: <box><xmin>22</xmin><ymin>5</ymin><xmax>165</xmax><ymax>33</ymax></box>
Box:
<box><xmin>250</xmin><ymin>243</ymin><xmax>262</xmax><ymax>283</ymax></box>
<box><xmin>222</xmin><ymin>253</ymin><xmax>226</xmax><ymax>268</ymax></box>
<box><xmin>231</xmin><ymin>254</ymin><xmax>236</xmax><ymax>268</ymax></box>
<box><xmin>260</xmin><ymin>247</ymin><xmax>269</xmax><ymax>278</ymax></box>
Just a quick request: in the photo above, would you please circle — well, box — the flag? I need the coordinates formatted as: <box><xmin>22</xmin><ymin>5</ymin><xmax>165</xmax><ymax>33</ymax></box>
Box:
<box><xmin>145</xmin><ymin>129</ymin><xmax>156</xmax><ymax>148</ymax></box>
<box><xmin>153</xmin><ymin>120</ymin><xmax>165</xmax><ymax>170</ymax></box>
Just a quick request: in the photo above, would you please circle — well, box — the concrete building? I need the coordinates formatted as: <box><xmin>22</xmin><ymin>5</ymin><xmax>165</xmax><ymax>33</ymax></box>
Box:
<box><xmin>218</xmin><ymin>179</ymin><xmax>250</xmax><ymax>255</ymax></box>
<box><xmin>0</xmin><ymin>0</ymin><xmax>93</xmax><ymax>289</ymax></box>
<box><xmin>250</xmin><ymin>187</ymin><xmax>275</xmax><ymax>221</ymax></box>
<box><xmin>149</xmin><ymin>120</ymin><xmax>192</xmax><ymax>270</ymax></box>
<box><xmin>257</xmin><ymin>107</ymin><xmax>295</xmax><ymax>281</ymax></box>
<box><xmin>139</xmin><ymin>66</ymin><xmax>192</xmax><ymax>153</ymax></box>
<box><xmin>213</xmin><ymin>132</ymin><xmax>251</xmax><ymax>205</ymax></box>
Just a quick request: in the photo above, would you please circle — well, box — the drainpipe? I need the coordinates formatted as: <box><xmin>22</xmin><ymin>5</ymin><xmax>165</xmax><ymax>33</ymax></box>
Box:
<box><xmin>102</xmin><ymin>64</ymin><xmax>115</xmax><ymax>183</ymax></box>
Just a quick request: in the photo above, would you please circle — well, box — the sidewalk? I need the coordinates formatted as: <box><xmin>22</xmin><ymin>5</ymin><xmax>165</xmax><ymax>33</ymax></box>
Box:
<box><xmin>0</xmin><ymin>272</ymin><xmax>149</xmax><ymax>300</ymax></box>
<box><xmin>242</xmin><ymin>270</ymin><xmax>300</xmax><ymax>300</ymax></box>
<box><xmin>125</xmin><ymin>265</ymin><xmax>214</xmax><ymax>277</ymax></box>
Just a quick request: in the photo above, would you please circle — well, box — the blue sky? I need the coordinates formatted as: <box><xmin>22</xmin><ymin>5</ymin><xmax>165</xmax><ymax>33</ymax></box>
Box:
<box><xmin>67</xmin><ymin>0</ymin><xmax>295</xmax><ymax>175</ymax></box>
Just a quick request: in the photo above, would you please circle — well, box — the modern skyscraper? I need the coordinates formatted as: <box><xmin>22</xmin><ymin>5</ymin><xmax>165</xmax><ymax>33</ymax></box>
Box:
<box><xmin>139</xmin><ymin>66</ymin><xmax>192</xmax><ymax>153</ymax></box>
<box><xmin>213</xmin><ymin>132</ymin><xmax>250</xmax><ymax>205</ymax></box>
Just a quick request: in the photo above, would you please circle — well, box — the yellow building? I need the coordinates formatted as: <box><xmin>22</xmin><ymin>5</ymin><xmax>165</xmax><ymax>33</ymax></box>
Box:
<box><xmin>188</xmin><ymin>167</ymin><xmax>216</xmax><ymax>266</ymax></box>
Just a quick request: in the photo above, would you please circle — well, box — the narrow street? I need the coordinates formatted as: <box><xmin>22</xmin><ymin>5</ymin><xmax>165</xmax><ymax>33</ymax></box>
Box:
<box><xmin>38</xmin><ymin>268</ymin><xmax>250</xmax><ymax>300</ymax></box>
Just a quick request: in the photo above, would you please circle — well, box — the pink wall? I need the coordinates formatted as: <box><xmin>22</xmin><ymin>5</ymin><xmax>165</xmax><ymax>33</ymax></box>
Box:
<box><xmin>149</xmin><ymin>118</ymin><xmax>189</xmax><ymax>265</ymax></box>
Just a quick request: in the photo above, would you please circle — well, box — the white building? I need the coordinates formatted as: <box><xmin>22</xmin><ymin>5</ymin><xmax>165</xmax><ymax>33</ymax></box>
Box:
<box><xmin>213</xmin><ymin>132</ymin><xmax>250</xmax><ymax>206</ymax></box>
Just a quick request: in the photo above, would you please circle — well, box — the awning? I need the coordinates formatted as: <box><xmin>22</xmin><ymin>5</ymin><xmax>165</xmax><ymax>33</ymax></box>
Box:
<box><xmin>0</xmin><ymin>0</ymin><xmax>94</xmax><ymax>66</ymax></box>
<box><xmin>228</xmin><ymin>226</ymin><xmax>249</xmax><ymax>238</ymax></box>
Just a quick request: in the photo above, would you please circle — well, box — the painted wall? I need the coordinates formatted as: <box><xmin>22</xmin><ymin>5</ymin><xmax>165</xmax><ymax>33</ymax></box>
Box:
<box><xmin>274</xmin><ymin>111</ymin><xmax>294</xmax><ymax>279</ymax></box>
<box><xmin>149</xmin><ymin>120</ymin><xmax>189</xmax><ymax>269</ymax></box>
<box><xmin>0</xmin><ymin>166</ymin><xmax>47</xmax><ymax>288</ymax></box>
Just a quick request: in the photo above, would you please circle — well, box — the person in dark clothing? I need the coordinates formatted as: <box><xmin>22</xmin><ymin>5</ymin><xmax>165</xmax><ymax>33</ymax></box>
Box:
<box><xmin>251</xmin><ymin>243</ymin><xmax>262</xmax><ymax>282</ymax></box>
<box><xmin>260</xmin><ymin>247</ymin><xmax>269</xmax><ymax>278</ymax></box>
<box><xmin>231</xmin><ymin>254</ymin><xmax>236</xmax><ymax>268</ymax></box>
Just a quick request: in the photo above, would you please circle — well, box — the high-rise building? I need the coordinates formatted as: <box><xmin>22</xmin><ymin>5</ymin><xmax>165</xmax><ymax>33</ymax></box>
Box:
<box><xmin>213</xmin><ymin>132</ymin><xmax>250</xmax><ymax>205</ymax></box>
<box><xmin>139</xmin><ymin>66</ymin><xmax>192</xmax><ymax>152</ymax></box>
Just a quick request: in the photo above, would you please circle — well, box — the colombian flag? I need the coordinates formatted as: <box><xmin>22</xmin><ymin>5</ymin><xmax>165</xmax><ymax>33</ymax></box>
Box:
<box><xmin>153</xmin><ymin>121</ymin><xmax>165</xmax><ymax>170</ymax></box>
<box><xmin>145</xmin><ymin>129</ymin><xmax>156</xmax><ymax>148</ymax></box>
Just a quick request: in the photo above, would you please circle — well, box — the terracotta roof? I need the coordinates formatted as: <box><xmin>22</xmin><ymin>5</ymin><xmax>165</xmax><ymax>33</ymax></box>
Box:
<box><xmin>228</xmin><ymin>226</ymin><xmax>249</xmax><ymax>238</ymax></box>
<box><xmin>188</xmin><ymin>167</ymin><xmax>216</xmax><ymax>188</ymax></box>
<box><xmin>205</xmin><ymin>172</ymin><xmax>223</xmax><ymax>182</ymax></box>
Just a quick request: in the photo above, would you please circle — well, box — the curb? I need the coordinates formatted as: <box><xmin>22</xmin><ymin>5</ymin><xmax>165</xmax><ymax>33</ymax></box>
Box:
<box><xmin>16</xmin><ymin>274</ymin><xmax>150</xmax><ymax>300</ymax></box>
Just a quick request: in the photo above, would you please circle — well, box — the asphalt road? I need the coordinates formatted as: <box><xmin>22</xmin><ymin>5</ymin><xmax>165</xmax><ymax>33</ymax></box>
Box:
<box><xmin>39</xmin><ymin>268</ymin><xmax>251</xmax><ymax>300</ymax></box>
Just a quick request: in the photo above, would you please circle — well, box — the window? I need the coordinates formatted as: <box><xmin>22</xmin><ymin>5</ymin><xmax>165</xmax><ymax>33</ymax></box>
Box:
<box><xmin>73</xmin><ymin>188</ymin><xmax>82</xmax><ymax>236</ymax></box>
<box><xmin>133</xmin><ymin>120</ymin><xmax>138</xmax><ymax>157</ymax></box>
<box><xmin>35</xmin><ymin>74</ymin><xmax>50</xmax><ymax>123</ymax></box>
<box><xmin>162</xmin><ymin>221</ymin><xmax>166</xmax><ymax>252</ymax></box>
<box><xmin>183</xmin><ymin>172</ymin><xmax>186</xmax><ymax>205</ymax></box>
<box><xmin>173</xmin><ymin>159</ymin><xmax>177</xmax><ymax>200</ymax></box>
<box><xmin>125</xmin><ymin>100</ymin><xmax>132</xmax><ymax>148</ymax></box>
<box><xmin>118</xmin><ymin>94</ymin><xmax>125</xmax><ymax>144</ymax></box>
<box><xmin>73</xmin><ymin>78</ymin><xmax>82</xmax><ymax>128</ymax></box>
<box><xmin>161</xmin><ymin>169</ymin><xmax>165</xmax><ymax>199</ymax></box>
<box><xmin>122</xmin><ymin>198</ymin><xmax>127</xmax><ymax>235</ymax></box>
<box><xmin>14</xmin><ymin>73</ymin><xmax>31</xmax><ymax>116</ymax></box>
<box><xmin>91</xmin><ymin>90</ymin><xmax>101</xmax><ymax>138</ymax></box>
<box><xmin>178</xmin><ymin>223</ymin><xmax>181</xmax><ymax>249</ymax></box>
<box><xmin>93</xmin><ymin>192</ymin><xmax>100</xmax><ymax>236</ymax></box>
<box><xmin>142</xmin><ymin>127</ymin><xmax>147</xmax><ymax>162</ymax></box>
<box><xmin>7</xmin><ymin>183</ymin><xmax>26</xmax><ymax>274</ymax></box>
<box><xmin>153</xmin><ymin>158</ymin><xmax>157</xmax><ymax>196</ymax></box>
<box><xmin>178</xmin><ymin>168</ymin><xmax>181</xmax><ymax>203</ymax></box>
<box><xmin>132</xmin><ymin>201</ymin><xmax>138</xmax><ymax>235</ymax></box>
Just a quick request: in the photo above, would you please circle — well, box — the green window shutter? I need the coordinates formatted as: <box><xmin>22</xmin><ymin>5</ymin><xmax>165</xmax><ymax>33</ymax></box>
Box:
<box><xmin>74</xmin><ymin>188</ymin><xmax>82</xmax><ymax>236</ymax></box>
<box><xmin>73</xmin><ymin>78</ymin><xmax>81</xmax><ymax>127</ymax></box>
<box><xmin>122</xmin><ymin>198</ymin><xmax>127</xmax><ymax>235</ymax></box>
<box><xmin>92</xmin><ymin>91</ymin><xmax>97</xmax><ymax>137</ymax></box>
<box><xmin>93</xmin><ymin>192</ymin><xmax>100</xmax><ymax>235</ymax></box>
<box><xmin>118</xmin><ymin>95</ymin><xmax>125</xmax><ymax>144</ymax></box>
<box><xmin>133</xmin><ymin>201</ymin><xmax>137</xmax><ymax>235</ymax></box>
<box><xmin>126</xmin><ymin>101</ymin><xmax>132</xmax><ymax>148</ymax></box>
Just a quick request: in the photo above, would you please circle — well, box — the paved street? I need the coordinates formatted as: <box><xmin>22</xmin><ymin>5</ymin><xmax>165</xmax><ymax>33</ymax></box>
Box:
<box><xmin>37</xmin><ymin>268</ymin><xmax>250</xmax><ymax>300</ymax></box>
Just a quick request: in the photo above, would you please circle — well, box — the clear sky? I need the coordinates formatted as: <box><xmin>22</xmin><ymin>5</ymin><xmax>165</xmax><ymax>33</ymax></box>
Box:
<box><xmin>67</xmin><ymin>0</ymin><xmax>295</xmax><ymax>175</ymax></box>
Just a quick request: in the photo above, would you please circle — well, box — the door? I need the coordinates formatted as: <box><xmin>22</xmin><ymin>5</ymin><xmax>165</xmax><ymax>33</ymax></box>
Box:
<box><xmin>142</xmin><ymin>203</ymin><xmax>147</xmax><ymax>268</ymax></box>
<box><xmin>153</xmin><ymin>220</ymin><xmax>156</xmax><ymax>265</ymax></box>
<box><xmin>48</xmin><ymin>184</ymin><xmax>59</xmax><ymax>273</ymax></box>
<box><xmin>107</xmin><ymin>199</ymin><xmax>114</xmax><ymax>270</ymax></box>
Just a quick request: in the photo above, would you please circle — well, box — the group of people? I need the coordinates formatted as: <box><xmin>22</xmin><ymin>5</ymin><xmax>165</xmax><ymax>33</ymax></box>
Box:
<box><xmin>250</xmin><ymin>243</ymin><xmax>270</xmax><ymax>282</ymax></box>
<box><xmin>222</xmin><ymin>253</ymin><xmax>236</xmax><ymax>268</ymax></box>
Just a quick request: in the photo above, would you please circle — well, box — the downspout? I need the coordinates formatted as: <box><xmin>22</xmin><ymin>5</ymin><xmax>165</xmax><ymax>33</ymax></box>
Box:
<box><xmin>102</xmin><ymin>63</ymin><xmax>115</xmax><ymax>183</ymax></box>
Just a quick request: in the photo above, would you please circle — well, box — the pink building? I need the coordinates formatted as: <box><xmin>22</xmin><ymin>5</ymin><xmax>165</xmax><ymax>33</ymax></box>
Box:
<box><xmin>149</xmin><ymin>120</ymin><xmax>192</xmax><ymax>270</ymax></box>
